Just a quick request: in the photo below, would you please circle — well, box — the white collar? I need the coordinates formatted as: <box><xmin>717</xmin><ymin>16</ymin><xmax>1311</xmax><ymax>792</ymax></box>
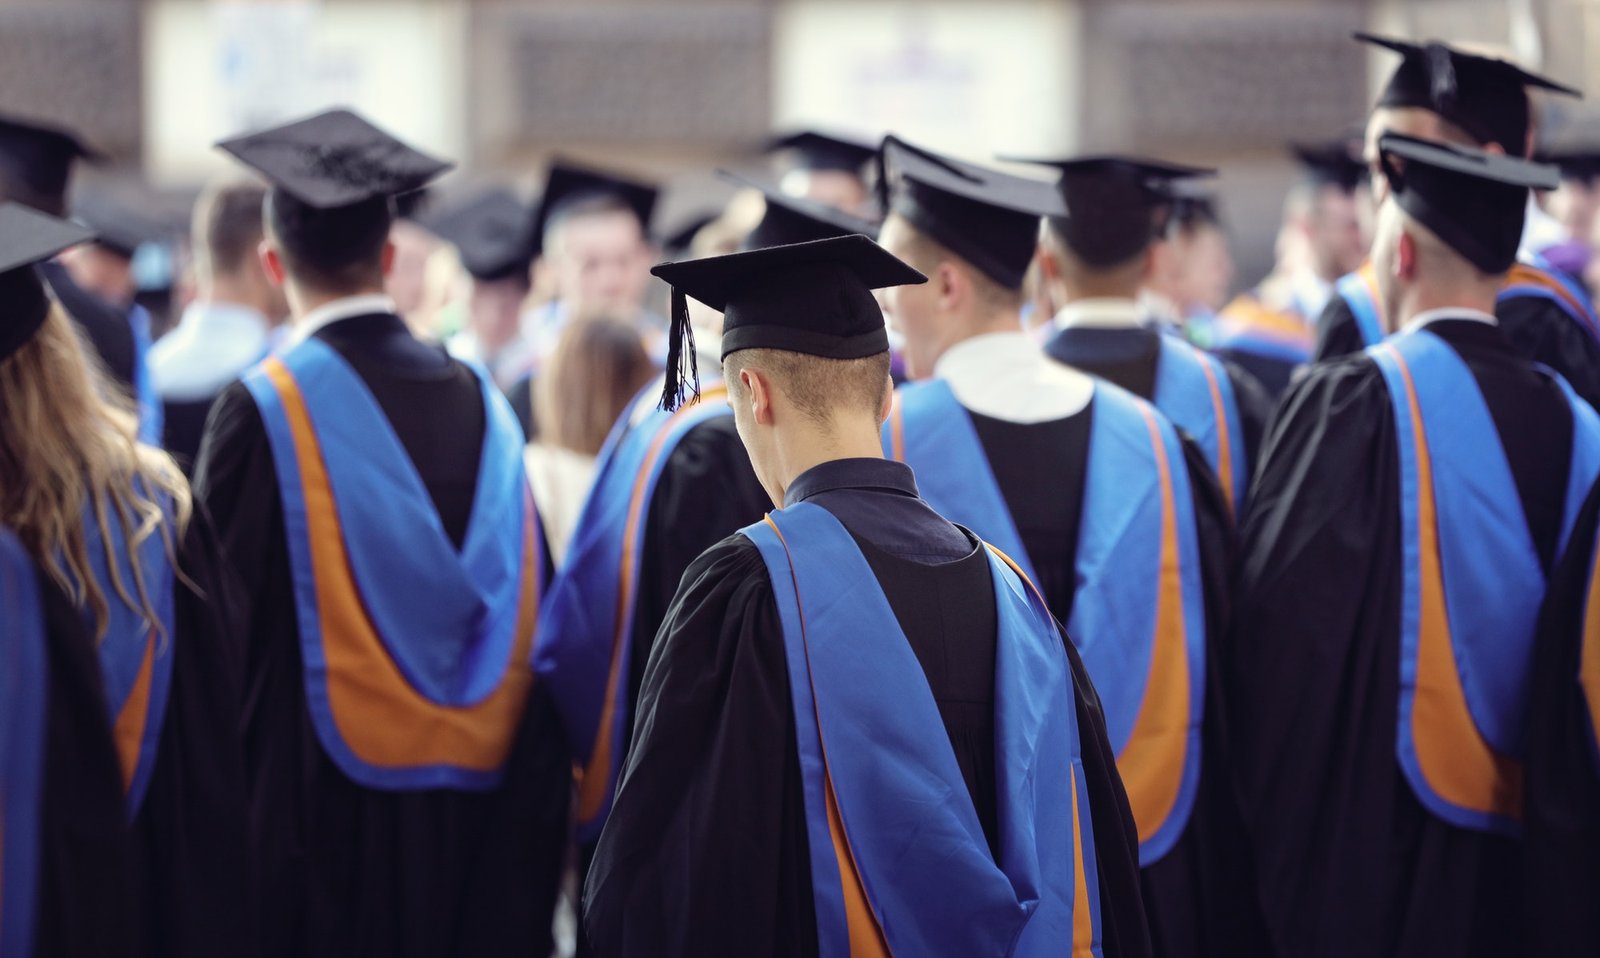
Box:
<box><xmin>932</xmin><ymin>330</ymin><xmax>1094</xmax><ymax>423</ymax></box>
<box><xmin>1053</xmin><ymin>297</ymin><xmax>1145</xmax><ymax>331</ymax></box>
<box><xmin>1399</xmin><ymin>307</ymin><xmax>1498</xmax><ymax>337</ymax></box>
<box><xmin>291</xmin><ymin>293</ymin><xmax>398</xmax><ymax>345</ymax></box>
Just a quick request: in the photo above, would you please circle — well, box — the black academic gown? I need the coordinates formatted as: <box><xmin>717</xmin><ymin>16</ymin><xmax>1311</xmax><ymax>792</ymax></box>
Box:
<box><xmin>31</xmin><ymin>513</ymin><xmax>251</xmax><ymax>958</ymax></box>
<box><xmin>193</xmin><ymin>312</ymin><xmax>570</xmax><ymax>958</ymax></box>
<box><xmin>1043</xmin><ymin>325</ymin><xmax>1274</xmax><ymax>470</ymax></box>
<box><xmin>1313</xmin><ymin>287</ymin><xmax>1600</xmax><ymax>410</ymax></box>
<box><xmin>584</xmin><ymin>458</ymin><xmax>1151</xmax><ymax>958</ymax></box>
<box><xmin>40</xmin><ymin>260</ymin><xmax>138</xmax><ymax>396</ymax></box>
<box><xmin>161</xmin><ymin>397</ymin><xmax>217</xmax><ymax>477</ymax></box>
<box><xmin>965</xmin><ymin>406</ymin><xmax>1267</xmax><ymax>958</ymax></box>
<box><xmin>1524</xmin><ymin>479</ymin><xmax>1600</xmax><ymax>956</ymax></box>
<box><xmin>1231</xmin><ymin>318</ymin><xmax>1574</xmax><ymax>958</ymax></box>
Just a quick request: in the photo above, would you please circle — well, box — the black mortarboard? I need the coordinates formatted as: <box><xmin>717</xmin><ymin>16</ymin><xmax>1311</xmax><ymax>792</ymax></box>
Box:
<box><xmin>0</xmin><ymin>115</ymin><xmax>100</xmax><ymax>211</ymax></box>
<box><xmin>1537</xmin><ymin>148</ymin><xmax>1600</xmax><ymax>186</ymax></box>
<box><xmin>1359</xmin><ymin>33</ymin><xmax>1581</xmax><ymax>155</ymax></box>
<box><xmin>718</xmin><ymin>170</ymin><xmax>875</xmax><ymax>250</ymax></box>
<box><xmin>1291</xmin><ymin>138</ymin><xmax>1369</xmax><ymax>192</ymax></box>
<box><xmin>1377</xmin><ymin>132</ymin><xmax>1558</xmax><ymax>274</ymax></box>
<box><xmin>876</xmin><ymin>136</ymin><xmax>1063</xmax><ymax>290</ymax></box>
<box><xmin>767</xmin><ymin>131</ymin><xmax>878</xmax><ymax>175</ymax></box>
<box><xmin>650</xmin><ymin>234</ymin><xmax>925</xmax><ymax>410</ymax></box>
<box><xmin>215</xmin><ymin>108</ymin><xmax>453</xmax><ymax>210</ymax></box>
<box><xmin>1004</xmin><ymin>155</ymin><xmax>1213</xmax><ymax>267</ymax></box>
<box><xmin>533</xmin><ymin>161</ymin><xmax>658</xmax><ymax>255</ymax></box>
<box><xmin>71</xmin><ymin>191</ymin><xmax>165</xmax><ymax>260</ymax></box>
<box><xmin>427</xmin><ymin>189</ymin><xmax>534</xmax><ymax>283</ymax></box>
<box><xmin>0</xmin><ymin>202</ymin><xmax>95</xmax><ymax>360</ymax></box>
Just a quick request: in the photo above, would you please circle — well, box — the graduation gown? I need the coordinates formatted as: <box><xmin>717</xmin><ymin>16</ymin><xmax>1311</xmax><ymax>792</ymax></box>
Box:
<box><xmin>584</xmin><ymin>457</ymin><xmax>1151</xmax><ymax>958</ymax></box>
<box><xmin>1211</xmin><ymin>290</ymin><xmax>1317</xmax><ymax>398</ymax></box>
<box><xmin>40</xmin><ymin>260</ymin><xmax>136</xmax><ymax>394</ymax></box>
<box><xmin>1312</xmin><ymin>261</ymin><xmax>1600</xmax><ymax>410</ymax></box>
<box><xmin>193</xmin><ymin>311</ymin><xmax>569</xmax><ymax>958</ymax></box>
<box><xmin>1523</xmin><ymin>478</ymin><xmax>1600</xmax><ymax>956</ymax></box>
<box><xmin>1230</xmin><ymin>318</ymin><xmax>1588</xmax><ymax>957</ymax></box>
<box><xmin>1043</xmin><ymin>323</ymin><xmax>1274</xmax><ymax>499</ymax></box>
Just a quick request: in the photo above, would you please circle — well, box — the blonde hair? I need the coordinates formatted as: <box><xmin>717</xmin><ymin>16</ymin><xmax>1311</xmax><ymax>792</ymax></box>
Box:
<box><xmin>534</xmin><ymin>316</ymin><xmax>657</xmax><ymax>456</ymax></box>
<box><xmin>0</xmin><ymin>306</ymin><xmax>192</xmax><ymax>641</ymax></box>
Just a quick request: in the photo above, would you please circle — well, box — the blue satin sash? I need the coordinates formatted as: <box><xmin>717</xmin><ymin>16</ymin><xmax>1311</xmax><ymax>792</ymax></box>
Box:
<box><xmin>1152</xmin><ymin>335</ymin><xmax>1247</xmax><ymax>514</ymax></box>
<box><xmin>746</xmin><ymin>503</ymin><xmax>1101</xmax><ymax>957</ymax></box>
<box><xmin>0</xmin><ymin>532</ymin><xmax>47</xmax><ymax>958</ymax></box>
<box><xmin>1336</xmin><ymin>264</ymin><xmax>1386</xmax><ymax>349</ymax></box>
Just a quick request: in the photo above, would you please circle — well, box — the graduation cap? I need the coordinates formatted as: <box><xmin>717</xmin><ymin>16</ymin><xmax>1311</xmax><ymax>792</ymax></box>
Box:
<box><xmin>718</xmin><ymin>170</ymin><xmax>875</xmax><ymax>250</ymax></box>
<box><xmin>71</xmin><ymin>191</ymin><xmax>166</xmax><ymax>260</ymax></box>
<box><xmin>1377</xmin><ymin>131</ymin><xmax>1559</xmax><ymax>274</ymax></box>
<box><xmin>1537</xmin><ymin>148</ymin><xmax>1600</xmax><ymax>186</ymax></box>
<box><xmin>876</xmin><ymin>136</ymin><xmax>1063</xmax><ymax>291</ymax></box>
<box><xmin>650</xmin><ymin>233</ymin><xmax>925</xmax><ymax>410</ymax></box>
<box><xmin>215</xmin><ymin>108</ymin><xmax>453</xmax><ymax>210</ymax></box>
<box><xmin>532</xmin><ymin>161</ymin><xmax>658</xmax><ymax>256</ymax></box>
<box><xmin>1291</xmin><ymin>138</ymin><xmax>1369</xmax><ymax>192</ymax></box>
<box><xmin>1358</xmin><ymin>33</ymin><xmax>1581</xmax><ymax>155</ymax></box>
<box><xmin>1004</xmin><ymin>154</ymin><xmax>1214</xmax><ymax>267</ymax></box>
<box><xmin>767</xmin><ymin>130</ymin><xmax>878</xmax><ymax>175</ymax></box>
<box><xmin>0</xmin><ymin>202</ymin><xmax>95</xmax><ymax>360</ymax></box>
<box><xmin>0</xmin><ymin>114</ymin><xmax>100</xmax><ymax>212</ymax></box>
<box><xmin>427</xmin><ymin>188</ymin><xmax>534</xmax><ymax>283</ymax></box>
<box><xmin>1164</xmin><ymin>183</ymin><xmax>1225</xmax><ymax>234</ymax></box>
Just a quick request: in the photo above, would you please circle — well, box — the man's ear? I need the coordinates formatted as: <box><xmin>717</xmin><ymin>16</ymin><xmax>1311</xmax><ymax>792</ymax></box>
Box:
<box><xmin>743</xmin><ymin>367</ymin><xmax>776</xmax><ymax>427</ymax></box>
<box><xmin>260</xmin><ymin>240</ymin><xmax>286</xmax><ymax>287</ymax></box>
<box><xmin>1035</xmin><ymin>245</ymin><xmax>1060</xmax><ymax>283</ymax></box>
<box><xmin>936</xmin><ymin>260</ymin><xmax>965</xmax><ymax>313</ymax></box>
<box><xmin>1396</xmin><ymin>229</ymin><xmax>1417</xmax><ymax>281</ymax></box>
<box><xmin>379</xmin><ymin>238</ymin><xmax>397</xmax><ymax>276</ymax></box>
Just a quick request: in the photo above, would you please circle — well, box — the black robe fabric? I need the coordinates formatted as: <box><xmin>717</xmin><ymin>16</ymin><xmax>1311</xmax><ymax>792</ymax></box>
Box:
<box><xmin>1524</xmin><ymin>479</ymin><xmax>1600</xmax><ymax>957</ymax></box>
<box><xmin>584</xmin><ymin>458</ymin><xmax>1152</xmax><ymax>958</ymax></box>
<box><xmin>192</xmin><ymin>313</ymin><xmax>570</xmax><ymax>958</ymax></box>
<box><xmin>1230</xmin><ymin>319</ymin><xmax>1574</xmax><ymax>958</ymax></box>
<box><xmin>1312</xmin><ymin>288</ymin><xmax>1600</xmax><ymax>411</ymax></box>
<box><xmin>1043</xmin><ymin>326</ymin><xmax>1274</xmax><ymax>473</ymax></box>
<box><xmin>31</xmin><ymin>513</ymin><xmax>251</xmax><ymax>958</ymax></box>
<box><xmin>41</xmin><ymin>260</ymin><xmax>137</xmax><ymax>395</ymax></box>
<box><xmin>965</xmin><ymin>404</ymin><xmax>1267</xmax><ymax>958</ymax></box>
<box><xmin>161</xmin><ymin>397</ymin><xmax>218</xmax><ymax>477</ymax></box>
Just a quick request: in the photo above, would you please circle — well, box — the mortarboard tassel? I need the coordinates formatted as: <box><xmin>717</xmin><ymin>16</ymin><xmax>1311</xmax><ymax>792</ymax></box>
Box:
<box><xmin>1426</xmin><ymin>43</ymin><xmax>1459</xmax><ymax>113</ymax></box>
<box><xmin>658</xmin><ymin>285</ymin><xmax>701</xmax><ymax>412</ymax></box>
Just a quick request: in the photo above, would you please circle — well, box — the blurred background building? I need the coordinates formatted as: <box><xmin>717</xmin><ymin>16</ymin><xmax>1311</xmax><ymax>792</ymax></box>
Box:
<box><xmin>0</xmin><ymin>0</ymin><xmax>1593</xmax><ymax>290</ymax></box>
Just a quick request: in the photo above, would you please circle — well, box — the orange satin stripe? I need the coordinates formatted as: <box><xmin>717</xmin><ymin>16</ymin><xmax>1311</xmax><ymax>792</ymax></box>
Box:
<box><xmin>765</xmin><ymin>516</ymin><xmax>890</xmax><ymax>958</ymax></box>
<box><xmin>1508</xmin><ymin>263</ymin><xmax>1589</xmax><ymax>323</ymax></box>
<box><xmin>1357</xmin><ymin>261</ymin><xmax>1382</xmax><ymax>321</ymax></box>
<box><xmin>1583</xmin><ymin>543</ymin><xmax>1600</xmax><ymax>751</ymax></box>
<box><xmin>1115</xmin><ymin>407</ymin><xmax>1191</xmax><ymax>845</ymax></box>
<box><xmin>265</xmin><ymin>359</ymin><xmax>536</xmax><ymax>772</ymax></box>
<box><xmin>576</xmin><ymin>387</ymin><xmax>728</xmax><ymax>825</ymax></box>
<box><xmin>1384</xmin><ymin>347</ymin><xmax>1523</xmax><ymax>818</ymax></box>
<box><xmin>1217</xmin><ymin>297</ymin><xmax>1315</xmax><ymax>343</ymax></box>
<box><xmin>1194</xmin><ymin>355</ymin><xmax>1235</xmax><ymax>520</ymax></box>
<box><xmin>111</xmin><ymin>631</ymin><xmax>155</xmax><ymax>794</ymax></box>
<box><xmin>888</xmin><ymin>395</ymin><xmax>905</xmax><ymax>463</ymax></box>
<box><xmin>1069</xmin><ymin>765</ymin><xmax>1094</xmax><ymax>957</ymax></box>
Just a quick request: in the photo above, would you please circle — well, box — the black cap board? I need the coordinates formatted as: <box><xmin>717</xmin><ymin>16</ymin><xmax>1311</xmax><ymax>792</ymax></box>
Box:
<box><xmin>1537</xmin><ymin>148</ymin><xmax>1600</xmax><ymax>185</ymax></box>
<box><xmin>1291</xmin><ymin>138</ymin><xmax>1369</xmax><ymax>192</ymax></box>
<box><xmin>1359</xmin><ymin>33</ymin><xmax>1581</xmax><ymax>156</ymax></box>
<box><xmin>650</xmin><ymin>233</ymin><xmax>925</xmax><ymax>410</ymax></box>
<box><xmin>1004</xmin><ymin>154</ymin><xmax>1213</xmax><ymax>267</ymax></box>
<box><xmin>215</xmin><ymin>108</ymin><xmax>453</xmax><ymax>210</ymax></box>
<box><xmin>0</xmin><ymin>114</ymin><xmax>100</xmax><ymax>212</ymax></box>
<box><xmin>1163</xmin><ymin>183</ymin><xmax>1224</xmax><ymax>234</ymax></box>
<box><xmin>767</xmin><ymin>131</ymin><xmax>879</xmax><ymax>175</ymax></box>
<box><xmin>0</xmin><ymin>202</ymin><xmax>95</xmax><ymax>360</ymax></box>
<box><xmin>1376</xmin><ymin>131</ymin><xmax>1558</xmax><ymax>274</ymax></box>
<box><xmin>718</xmin><ymin>170</ymin><xmax>876</xmax><ymax>250</ymax></box>
<box><xmin>533</xmin><ymin>161</ymin><xmax>658</xmax><ymax>258</ymax></box>
<box><xmin>427</xmin><ymin>189</ymin><xmax>535</xmax><ymax>283</ymax></box>
<box><xmin>72</xmin><ymin>191</ymin><xmax>166</xmax><ymax>260</ymax></box>
<box><xmin>877</xmin><ymin>136</ymin><xmax>1063</xmax><ymax>291</ymax></box>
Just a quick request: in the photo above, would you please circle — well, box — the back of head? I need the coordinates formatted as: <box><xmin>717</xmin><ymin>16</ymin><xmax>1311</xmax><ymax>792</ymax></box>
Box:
<box><xmin>535</xmin><ymin>316</ymin><xmax>656</xmax><ymax>456</ymax></box>
<box><xmin>265</xmin><ymin>189</ymin><xmax>392</xmax><ymax>295</ymax></box>
<box><xmin>725</xmin><ymin>346</ymin><xmax>893</xmax><ymax>432</ymax></box>
<box><xmin>192</xmin><ymin>178</ymin><xmax>268</xmax><ymax>283</ymax></box>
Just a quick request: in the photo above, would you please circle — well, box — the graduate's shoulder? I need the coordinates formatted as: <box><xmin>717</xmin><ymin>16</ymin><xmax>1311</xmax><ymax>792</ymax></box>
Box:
<box><xmin>1280</xmin><ymin>349</ymin><xmax>1391</xmax><ymax>424</ymax></box>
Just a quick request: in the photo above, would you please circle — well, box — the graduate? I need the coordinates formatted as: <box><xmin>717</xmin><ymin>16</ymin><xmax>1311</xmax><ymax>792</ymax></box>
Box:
<box><xmin>1212</xmin><ymin>138</ymin><xmax>1369</xmax><ymax>396</ymax></box>
<box><xmin>1312</xmin><ymin>34</ymin><xmax>1600</xmax><ymax>410</ymax></box>
<box><xmin>766</xmin><ymin>129</ymin><xmax>879</xmax><ymax>215</ymax></box>
<box><xmin>149</xmin><ymin>179</ymin><xmax>285</xmax><ymax>474</ymax></box>
<box><xmin>193</xmin><ymin>109</ymin><xmax>569</xmax><ymax>957</ymax></box>
<box><xmin>1014</xmin><ymin>153</ymin><xmax>1272</xmax><ymax>515</ymax></box>
<box><xmin>0</xmin><ymin>114</ymin><xmax>161</xmax><ymax>441</ymax></box>
<box><xmin>1231</xmin><ymin>134</ymin><xmax>1600</xmax><ymax>956</ymax></box>
<box><xmin>874</xmin><ymin>137</ymin><xmax>1261</xmax><ymax>958</ymax></box>
<box><xmin>0</xmin><ymin>201</ymin><xmax>250</xmax><ymax>957</ymax></box>
<box><xmin>585</xmin><ymin>232</ymin><xmax>1150</xmax><ymax>957</ymax></box>
<box><xmin>433</xmin><ymin>188</ymin><xmax>539</xmax><ymax>391</ymax></box>
<box><xmin>534</xmin><ymin>173</ymin><xmax>868</xmax><ymax>853</ymax></box>
<box><xmin>1142</xmin><ymin>187</ymin><xmax>1233</xmax><ymax>345</ymax></box>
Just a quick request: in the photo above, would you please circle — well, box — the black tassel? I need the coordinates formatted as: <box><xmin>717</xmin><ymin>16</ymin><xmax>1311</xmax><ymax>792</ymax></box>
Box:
<box><xmin>1426</xmin><ymin>43</ymin><xmax>1458</xmax><ymax>113</ymax></box>
<box><xmin>659</xmin><ymin>286</ymin><xmax>701</xmax><ymax>411</ymax></box>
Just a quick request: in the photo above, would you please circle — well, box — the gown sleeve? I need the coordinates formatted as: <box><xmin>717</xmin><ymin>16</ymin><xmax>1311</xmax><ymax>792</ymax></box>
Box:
<box><xmin>1310</xmin><ymin>294</ymin><xmax>1365</xmax><ymax>364</ymax></box>
<box><xmin>1496</xmin><ymin>294</ymin><xmax>1600</xmax><ymax>413</ymax></box>
<box><xmin>1220</xmin><ymin>360</ymin><xmax>1276</xmax><ymax>473</ymax></box>
<box><xmin>584</xmin><ymin>535</ymin><xmax>818</xmax><ymax>958</ymax></box>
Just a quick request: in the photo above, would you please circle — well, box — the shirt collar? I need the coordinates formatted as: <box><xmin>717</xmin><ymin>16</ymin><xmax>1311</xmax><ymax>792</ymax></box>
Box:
<box><xmin>1053</xmin><ymin>297</ymin><xmax>1145</xmax><ymax>331</ymax></box>
<box><xmin>784</xmin><ymin>457</ymin><xmax>919</xmax><ymax>509</ymax></box>
<box><xmin>933</xmin><ymin>330</ymin><xmax>1093</xmax><ymax>423</ymax></box>
<box><xmin>178</xmin><ymin>299</ymin><xmax>270</xmax><ymax>337</ymax></box>
<box><xmin>1400</xmin><ymin>307</ymin><xmax>1498</xmax><ymax>337</ymax></box>
<box><xmin>292</xmin><ymin>293</ymin><xmax>398</xmax><ymax>345</ymax></box>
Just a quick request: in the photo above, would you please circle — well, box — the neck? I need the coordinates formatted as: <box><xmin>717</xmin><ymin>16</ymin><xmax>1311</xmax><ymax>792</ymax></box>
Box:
<box><xmin>1392</xmin><ymin>281</ymin><xmax>1499</xmax><ymax>333</ymax></box>
<box><xmin>929</xmin><ymin>304</ymin><xmax>1024</xmax><ymax>367</ymax></box>
<box><xmin>288</xmin><ymin>282</ymin><xmax>387</xmax><ymax>322</ymax></box>
<box><xmin>1061</xmin><ymin>281</ymin><xmax>1139</xmax><ymax>305</ymax></box>
<box><xmin>203</xmin><ymin>275</ymin><xmax>269</xmax><ymax>320</ymax></box>
<box><xmin>771</xmin><ymin>417</ymin><xmax>885</xmax><ymax>504</ymax></box>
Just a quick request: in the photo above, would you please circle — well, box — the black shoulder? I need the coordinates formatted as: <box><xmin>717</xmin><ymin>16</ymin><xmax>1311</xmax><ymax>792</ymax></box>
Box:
<box><xmin>1311</xmin><ymin>293</ymin><xmax>1362</xmax><ymax>362</ymax></box>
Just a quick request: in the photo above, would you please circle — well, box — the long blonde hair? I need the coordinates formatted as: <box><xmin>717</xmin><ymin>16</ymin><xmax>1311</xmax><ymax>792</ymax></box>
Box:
<box><xmin>0</xmin><ymin>305</ymin><xmax>192</xmax><ymax>640</ymax></box>
<box><xmin>534</xmin><ymin>316</ymin><xmax>657</xmax><ymax>457</ymax></box>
